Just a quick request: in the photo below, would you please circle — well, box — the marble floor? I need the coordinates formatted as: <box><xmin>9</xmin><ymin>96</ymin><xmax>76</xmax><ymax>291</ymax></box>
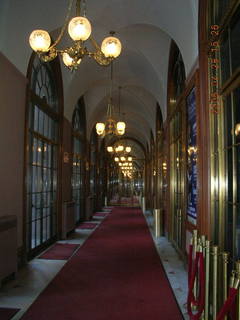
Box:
<box><xmin>0</xmin><ymin>209</ymin><xmax>188</xmax><ymax>320</ymax></box>
<box><xmin>144</xmin><ymin>211</ymin><xmax>188</xmax><ymax>319</ymax></box>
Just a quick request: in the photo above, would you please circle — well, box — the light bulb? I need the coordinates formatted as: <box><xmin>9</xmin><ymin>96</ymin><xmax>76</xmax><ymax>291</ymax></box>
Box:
<box><xmin>107</xmin><ymin>146</ymin><xmax>114</xmax><ymax>153</ymax></box>
<box><xmin>96</xmin><ymin>123</ymin><xmax>105</xmax><ymax>135</ymax></box>
<box><xmin>121</xmin><ymin>157</ymin><xmax>126</xmax><ymax>161</ymax></box>
<box><xmin>125</xmin><ymin>146</ymin><xmax>131</xmax><ymax>153</ymax></box>
<box><xmin>68</xmin><ymin>16</ymin><xmax>92</xmax><ymax>41</ymax></box>
<box><xmin>101</xmin><ymin>36</ymin><xmax>122</xmax><ymax>58</ymax></box>
<box><xmin>29</xmin><ymin>30</ymin><xmax>51</xmax><ymax>52</ymax></box>
<box><xmin>128</xmin><ymin>157</ymin><xmax>132</xmax><ymax>162</ymax></box>
<box><xmin>118</xmin><ymin>145</ymin><xmax>124</xmax><ymax>152</ymax></box>
<box><xmin>62</xmin><ymin>52</ymin><xmax>81</xmax><ymax>67</ymax></box>
<box><xmin>116</xmin><ymin>121</ymin><xmax>126</xmax><ymax>135</ymax></box>
<box><xmin>114</xmin><ymin>157</ymin><xmax>119</xmax><ymax>162</ymax></box>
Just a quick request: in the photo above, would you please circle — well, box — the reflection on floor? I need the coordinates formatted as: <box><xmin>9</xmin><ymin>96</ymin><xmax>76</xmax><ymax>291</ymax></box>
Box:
<box><xmin>144</xmin><ymin>211</ymin><xmax>188</xmax><ymax>319</ymax></box>
<box><xmin>0</xmin><ymin>210</ymin><xmax>188</xmax><ymax>320</ymax></box>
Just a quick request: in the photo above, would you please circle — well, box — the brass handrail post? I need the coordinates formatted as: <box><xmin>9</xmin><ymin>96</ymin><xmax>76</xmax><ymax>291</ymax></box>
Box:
<box><xmin>201</xmin><ymin>235</ymin><xmax>206</xmax><ymax>256</ymax></box>
<box><xmin>193</xmin><ymin>230</ymin><xmax>198</xmax><ymax>252</ymax></box>
<box><xmin>193</xmin><ymin>230</ymin><xmax>198</xmax><ymax>305</ymax></box>
<box><xmin>212</xmin><ymin>246</ymin><xmax>219</xmax><ymax>320</ymax></box>
<box><xmin>204</xmin><ymin>240</ymin><xmax>210</xmax><ymax>320</ymax></box>
<box><xmin>222</xmin><ymin>252</ymin><xmax>229</xmax><ymax>320</ymax></box>
<box><xmin>236</xmin><ymin>261</ymin><xmax>240</xmax><ymax>319</ymax></box>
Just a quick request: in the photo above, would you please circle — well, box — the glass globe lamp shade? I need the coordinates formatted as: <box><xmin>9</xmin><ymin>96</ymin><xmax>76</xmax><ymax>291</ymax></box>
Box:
<box><xmin>118</xmin><ymin>145</ymin><xmax>124</xmax><ymax>152</ymax></box>
<box><xmin>62</xmin><ymin>52</ymin><xmax>81</xmax><ymax>67</ymax></box>
<box><xmin>68</xmin><ymin>16</ymin><xmax>92</xmax><ymax>41</ymax></box>
<box><xmin>121</xmin><ymin>157</ymin><xmax>126</xmax><ymax>162</ymax></box>
<box><xmin>101</xmin><ymin>36</ymin><xmax>122</xmax><ymax>58</ymax></box>
<box><xmin>96</xmin><ymin>122</ymin><xmax>105</xmax><ymax>135</ymax></box>
<box><xmin>114</xmin><ymin>157</ymin><xmax>119</xmax><ymax>162</ymax></box>
<box><xmin>116</xmin><ymin>121</ymin><xmax>126</xmax><ymax>135</ymax></box>
<box><xmin>107</xmin><ymin>146</ymin><xmax>114</xmax><ymax>153</ymax></box>
<box><xmin>119</xmin><ymin>163</ymin><xmax>122</xmax><ymax>166</ymax></box>
<box><xmin>128</xmin><ymin>157</ymin><xmax>132</xmax><ymax>162</ymax></box>
<box><xmin>125</xmin><ymin>146</ymin><xmax>131</xmax><ymax>153</ymax></box>
<box><xmin>29</xmin><ymin>30</ymin><xmax>51</xmax><ymax>52</ymax></box>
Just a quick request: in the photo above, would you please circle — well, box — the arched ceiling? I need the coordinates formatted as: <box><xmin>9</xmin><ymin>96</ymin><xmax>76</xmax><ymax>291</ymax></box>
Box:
<box><xmin>0</xmin><ymin>0</ymin><xmax>199</xmax><ymax>147</ymax></box>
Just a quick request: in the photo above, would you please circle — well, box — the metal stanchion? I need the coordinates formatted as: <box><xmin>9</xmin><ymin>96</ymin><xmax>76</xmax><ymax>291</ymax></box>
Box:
<box><xmin>236</xmin><ymin>261</ymin><xmax>240</xmax><ymax>319</ymax></box>
<box><xmin>212</xmin><ymin>246</ymin><xmax>219</xmax><ymax>320</ymax></box>
<box><xmin>222</xmin><ymin>252</ymin><xmax>229</xmax><ymax>320</ymax></box>
<box><xmin>205</xmin><ymin>240</ymin><xmax>210</xmax><ymax>320</ymax></box>
<box><xmin>154</xmin><ymin>209</ymin><xmax>161</xmax><ymax>238</ymax></box>
<box><xmin>104</xmin><ymin>196</ymin><xmax>108</xmax><ymax>207</ymax></box>
<box><xmin>142</xmin><ymin>197</ymin><xmax>146</xmax><ymax>213</ymax></box>
<box><xmin>193</xmin><ymin>230</ymin><xmax>198</xmax><ymax>305</ymax></box>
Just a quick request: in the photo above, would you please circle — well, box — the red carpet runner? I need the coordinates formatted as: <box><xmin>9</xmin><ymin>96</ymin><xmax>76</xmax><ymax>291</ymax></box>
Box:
<box><xmin>22</xmin><ymin>207</ymin><xmax>183</xmax><ymax>319</ymax></box>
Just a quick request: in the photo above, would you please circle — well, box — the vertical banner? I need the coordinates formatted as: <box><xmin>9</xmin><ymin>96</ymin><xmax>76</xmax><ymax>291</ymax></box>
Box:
<box><xmin>187</xmin><ymin>87</ymin><xmax>197</xmax><ymax>225</ymax></box>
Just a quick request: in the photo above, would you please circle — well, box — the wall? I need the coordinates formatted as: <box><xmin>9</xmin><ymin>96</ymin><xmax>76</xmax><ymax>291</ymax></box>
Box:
<box><xmin>0</xmin><ymin>52</ymin><xmax>27</xmax><ymax>247</ymax></box>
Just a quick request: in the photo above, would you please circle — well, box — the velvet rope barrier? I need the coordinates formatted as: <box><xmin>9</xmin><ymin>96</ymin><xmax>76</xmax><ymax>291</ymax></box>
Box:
<box><xmin>188</xmin><ymin>243</ymin><xmax>193</xmax><ymax>288</ymax></box>
<box><xmin>216</xmin><ymin>283</ymin><xmax>239</xmax><ymax>320</ymax></box>
<box><xmin>187</xmin><ymin>249</ymin><xmax>205</xmax><ymax>320</ymax></box>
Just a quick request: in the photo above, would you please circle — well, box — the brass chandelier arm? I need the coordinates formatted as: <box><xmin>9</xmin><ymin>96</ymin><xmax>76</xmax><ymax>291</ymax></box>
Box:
<box><xmin>89</xmin><ymin>37</ymin><xmax>112</xmax><ymax>66</ymax></box>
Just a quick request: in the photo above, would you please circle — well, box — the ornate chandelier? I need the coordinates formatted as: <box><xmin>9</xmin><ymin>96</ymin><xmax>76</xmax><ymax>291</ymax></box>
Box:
<box><xmin>107</xmin><ymin>145</ymin><xmax>131</xmax><ymax>153</ymax></box>
<box><xmin>96</xmin><ymin>65</ymin><xmax>126</xmax><ymax>137</ymax></box>
<box><xmin>28</xmin><ymin>0</ymin><xmax>122</xmax><ymax>70</ymax></box>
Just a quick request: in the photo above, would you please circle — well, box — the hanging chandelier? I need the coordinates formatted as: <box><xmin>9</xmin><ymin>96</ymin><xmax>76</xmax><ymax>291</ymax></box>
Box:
<box><xmin>28</xmin><ymin>0</ymin><xmax>122</xmax><ymax>70</ymax></box>
<box><xmin>107</xmin><ymin>145</ymin><xmax>131</xmax><ymax>153</ymax></box>
<box><xmin>96</xmin><ymin>66</ymin><xmax>126</xmax><ymax>136</ymax></box>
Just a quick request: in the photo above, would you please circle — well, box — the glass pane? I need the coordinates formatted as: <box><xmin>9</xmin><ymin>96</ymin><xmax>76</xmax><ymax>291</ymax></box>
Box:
<box><xmin>216</xmin><ymin>0</ymin><xmax>230</xmax><ymax>25</ymax></box>
<box><xmin>237</xmin><ymin>145</ymin><xmax>240</xmax><ymax>204</ymax></box>
<box><xmin>225</xmin><ymin>95</ymin><xmax>233</xmax><ymax>147</ymax></box>
<box><xmin>36</xmin><ymin>219</ymin><xmax>41</xmax><ymax>246</ymax></box>
<box><xmin>233</xmin><ymin>88</ymin><xmax>240</xmax><ymax>145</ymax></box>
<box><xmin>31</xmin><ymin>222</ymin><xmax>36</xmax><ymax>249</ymax></box>
<box><xmin>230</xmin><ymin>8</ymin><xmax>240</xmax><ymax>74</ymax></box>
<box><xmin>226</xmin><ymin>203</ymin><xmax>234</xmax><ymax>253</ymax></box>
<box><xmin>227</xmin><ymin>148</ymin><xmax>233</xmax><ymax>202</ymax></box>
<box><xmin>236</xmin><ymin>205</ymin><xmax>240</xmax><ymax>258</ymax></box>
<box><xmin>221</xmin><ymin>31</ymin><xmax>230</xmax><ymax>85</ymax></box>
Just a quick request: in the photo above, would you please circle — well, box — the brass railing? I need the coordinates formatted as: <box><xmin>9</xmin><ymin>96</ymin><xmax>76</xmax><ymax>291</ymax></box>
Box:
<box><xmin>188</xmin><ymin>230</ymin><xmax>240</xmax><ymax>320</ymax></box>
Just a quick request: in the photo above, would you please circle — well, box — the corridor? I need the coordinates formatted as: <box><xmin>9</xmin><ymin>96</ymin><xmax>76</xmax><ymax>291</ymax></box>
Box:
<box><xmin>2</xmin><ymin>0</ymin><xmax>240</xmax><ymax>318</ymax></box>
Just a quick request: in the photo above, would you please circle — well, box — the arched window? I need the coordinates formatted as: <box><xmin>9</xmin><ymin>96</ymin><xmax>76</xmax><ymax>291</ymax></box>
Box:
<box><xmin>26</xmin><ymin>55</ymin><xmax>63</xmax><ymax>257</ymax></box>
<box><xmin>156</xmin><ymin>104</ymin><xmax>165</xmax><ymax>211</ymax></box>
<box><xmin>72</xmin><ymin>97</ymin><xmax>86</xmax><ymax>223</ymax></box>
<box><xmin>90</xmin><ymin>129</ymin><xmax>98</xmax><ymax>212</ymax></box>
<box><xmin>99</xmin><ymin>140</ymin><xmax>107</xmax><ymax>207</ymax></box>
<box><xmin>167</xmin><ymin>41</ymin><xmax>186</xmax><ymax>251</ymax></box>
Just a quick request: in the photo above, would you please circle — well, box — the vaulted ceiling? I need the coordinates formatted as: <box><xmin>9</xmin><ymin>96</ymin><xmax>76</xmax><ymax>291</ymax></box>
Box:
<box><xmin>0</xmin><ymin>0</ymin><xmax>199</xmax><ymax>147</ymax></box>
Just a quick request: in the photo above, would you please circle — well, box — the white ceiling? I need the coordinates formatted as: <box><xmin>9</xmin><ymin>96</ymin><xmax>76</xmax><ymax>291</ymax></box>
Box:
<box><xmin>0</xmin><ymin>0</ymin><xmax>199</xmax><ymax>147</ymax></box>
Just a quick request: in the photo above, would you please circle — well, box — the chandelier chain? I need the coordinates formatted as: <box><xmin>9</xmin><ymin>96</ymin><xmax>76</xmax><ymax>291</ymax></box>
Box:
<box><xmin>49</xmin><ymin>0</ymin><xmax>75</xmax><ymax>51</ymax></box>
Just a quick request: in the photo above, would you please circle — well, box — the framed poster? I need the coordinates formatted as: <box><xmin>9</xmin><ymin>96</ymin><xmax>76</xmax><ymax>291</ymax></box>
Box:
<box><xmin>187</xmin><ymin>87</ymin><xmax>197</xmax><ymax>225</ymax></box>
